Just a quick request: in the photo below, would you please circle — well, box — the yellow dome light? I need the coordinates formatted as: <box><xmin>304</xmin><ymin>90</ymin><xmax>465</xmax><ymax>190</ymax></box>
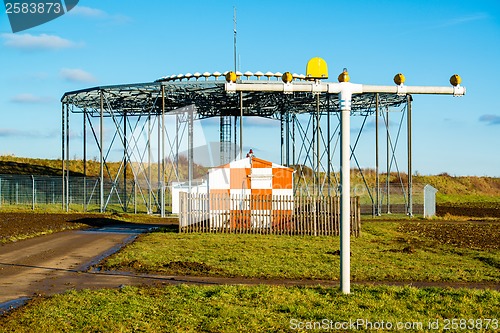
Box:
<box><xmin>394</xmin><ymin>73</ymin><xmax>405</xmax><ymax>85</ymax></box>
<box><xmin>450</xmin><ymin>74</ymin><xmax>462</xmax><ymax>86</ymax></box>
<box><xmin>225</xmin><ymin>71</ymin><xmax>237</xmax><ymax>83</ymax></box>
<box><xmin>282</xmin><ymin>72</ymin><xmax>293</xmax><ymax>83</ymax></box>
<box><xmin>306</xmin><ymin>57</ymin><xmax>328</xmax><ymax>80</ymax></box>
<box><xmin>338</xmin><ymin>68</ymin><xmax>350</xmax><ymax>82</ymax></box>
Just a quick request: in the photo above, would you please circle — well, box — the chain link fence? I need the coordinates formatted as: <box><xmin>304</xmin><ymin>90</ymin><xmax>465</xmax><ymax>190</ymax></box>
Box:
<box><xmin>0</xmin><ymin>174</ymin><xmax>426</xmax><ymax>215</ymax></box>
<box><xmin>0</xmin><ymin>174</ymin><xmax>94</xmax><ymax>210</ymax></box>
<box><xmin>295</xmin><ymin>183</ymin><xmax>425</xmax><ymax>216</ymax></box>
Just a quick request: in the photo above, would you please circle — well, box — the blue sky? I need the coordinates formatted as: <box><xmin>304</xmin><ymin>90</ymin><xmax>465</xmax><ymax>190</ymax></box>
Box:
<box><xmin>1</xmin><ymin>0</ymin><xmax>499</xmax><ymax>176</ymax></box>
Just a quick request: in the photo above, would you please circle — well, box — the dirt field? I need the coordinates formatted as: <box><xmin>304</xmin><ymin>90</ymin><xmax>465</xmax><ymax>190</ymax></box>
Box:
<box><xmin>398</xmin><ymin>221</ymin><xmax>500</xmax><ymax>251</ymax></box>
<box><xmin>1</xmin><ymin>212</ymin><xmax>499</xmax><ymax>248</ymax></box>
<box><xmin>437</xmin><ymin>203</ymin><xmax>500</xmax><ymax>218</ymax></box>
<box><xmin>0</xmin><ymin>212</ymin><xmax>174</xmax><ymax>243</ymax></box>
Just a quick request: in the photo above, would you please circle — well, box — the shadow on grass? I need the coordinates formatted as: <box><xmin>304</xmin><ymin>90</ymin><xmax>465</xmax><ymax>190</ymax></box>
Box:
<box><xmin>69</xmin><ymin>217</ymin><xmax>178</xmax><ymax>233</ymax></box>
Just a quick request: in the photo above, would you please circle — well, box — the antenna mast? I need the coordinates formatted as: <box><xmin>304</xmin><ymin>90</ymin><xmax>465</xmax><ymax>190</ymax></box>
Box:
<box><xmin>233</xmin><ymin>7</ymin><xmax>237</xmax><ymax>73</ymax></box>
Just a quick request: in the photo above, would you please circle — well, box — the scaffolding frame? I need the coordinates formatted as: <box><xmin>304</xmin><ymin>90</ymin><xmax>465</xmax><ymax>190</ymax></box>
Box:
<box><xmin>61</xmin><ymin>79</ymin><xmax>412</xmax><ymax>215</ymax></box>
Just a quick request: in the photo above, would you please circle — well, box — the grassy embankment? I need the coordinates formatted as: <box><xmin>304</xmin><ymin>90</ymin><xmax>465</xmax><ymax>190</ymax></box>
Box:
<box><xmin>0</xmin><ymin>155</ymin><xmax>208</xmax><ymax>181</ymax></box>
<box><xmin>0</xmin><ymin>155</ymin><xmax>208</xmax><ymax>213</ymax></box>
<box><xmin>2</xmin><ymin>154</ymin><xmax>498</xmax><ymax>204</ymax></box>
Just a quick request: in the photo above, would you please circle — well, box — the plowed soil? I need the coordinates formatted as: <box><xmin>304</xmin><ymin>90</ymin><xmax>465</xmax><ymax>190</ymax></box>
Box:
<box><xmin>437</xmin><ymin>203</ymin><xmax>500</xmax><ymax>218</ymax></box>
<box><xmin>398</xmin><ymin>221</ymin><xmax>500</xmax><ymax>251</ymax></box>
<box><xmin>0</xmin><ymin>212</ymin><xmax>174</xmax><ymax>244</ymax></box>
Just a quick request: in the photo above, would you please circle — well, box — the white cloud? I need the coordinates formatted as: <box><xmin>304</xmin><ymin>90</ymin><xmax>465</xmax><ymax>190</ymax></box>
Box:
<box><xmin>30</xmin><ymin>72</ymin><xmax>50</xmax><ymax>80</ymax></box>
<box><xmin>67</xmin><ymin>5</ymin><xmax>132</xmax><ymax>24</ymax></box>
<box><xmin>245</xmin><ymin>117</ymin><xmax>279</xmax><ymax>128</ymax></box>
<box><xmin>1</xmin><ymin>33</ymin><xmax>80</xmax><ymax>50</ymax></box>
<box><xmin>10</xmin><ymin>93</ymin><xmax>53</xmax><ymax>104</ymax></box>
<box><xmin>479</xmin><ymin>114</ymin><xmax>500</xmax><ymax>125</ymax></box>
<box><xmin>60</xmin><ymin>68</ymin><xmax>97</xmax><ymax>83</ymax></box>
<box><xmin>441</xmin><ymin>13</ymin><xmax>490</xmax><ymax>28</ymax></box>
<box><xmin>0</xmin><ymin>128</ymin><xmax>54</xmax><ymax>138</ymax></box>
<box><xmin>0</xmin><ymin>129</ymin><xmax>21</xmax><ymax>137</ymax></box>
<box><xmin>68</xmin><ymin>6</ymin><xmax>106</xmax><ymax>18</ymax></box>
<box><xmin>396</xmin><ymin>13</ymin><xmax>490</xmax><ymax>37</ymax></box>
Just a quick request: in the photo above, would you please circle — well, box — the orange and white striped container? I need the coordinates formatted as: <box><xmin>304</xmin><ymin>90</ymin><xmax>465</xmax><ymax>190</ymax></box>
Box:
<box><xmin>208</xmin><ymin>156</ymin><xmax>294</xmax><ymax>229</ymax></box>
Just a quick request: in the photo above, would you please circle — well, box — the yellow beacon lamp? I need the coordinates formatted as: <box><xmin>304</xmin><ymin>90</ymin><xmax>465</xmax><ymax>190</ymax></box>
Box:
<box><xmin>225</xmin><ymin>71</ymin><xmax>237</xmax><ymax>83</ymax></box>
<box><xmin>394</xmin><ymin>73</ymin><xmax>405</xmax><ymax>85</ymax></box>
<box><xmin>282</xmin><ymin>71</ymin><xmax>293</xmax><ymax>84</ymax></box>
<box><xmin>306</xmin><ymin>57</ymin><xmax>328</xmax><ymax>80</ymax></box>
<box><xmin>450</xmin><ymin>74</ymin><xmax>462</xmax><ymax>86</ymax></box>
<box><xmin>338</xmin><ymin>68</ymin><xmax>350</xmax><ymax>82</ymax></box>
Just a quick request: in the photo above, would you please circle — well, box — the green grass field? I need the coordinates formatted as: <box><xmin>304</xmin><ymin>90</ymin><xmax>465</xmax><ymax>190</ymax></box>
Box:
<box><xmin>1</xmin><ymin>285</ymin><xmax>498</xmax><ymax>332</ymax></box>
<box><xmin>101</xmin><ymin>221</ymin><xmax>500</xmax><ymax>282</ymax></box>
<box><xmin>1</xmin><ymin>219</ymin><xmax>499</xmax><ymax>332</ymax></box>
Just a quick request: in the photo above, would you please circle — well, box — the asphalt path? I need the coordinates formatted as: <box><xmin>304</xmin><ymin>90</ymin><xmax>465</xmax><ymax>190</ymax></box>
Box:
<box><xmin>0</xmin><ymin>224</ymin><xmax>161</xmax><ymax>313</ymax></box>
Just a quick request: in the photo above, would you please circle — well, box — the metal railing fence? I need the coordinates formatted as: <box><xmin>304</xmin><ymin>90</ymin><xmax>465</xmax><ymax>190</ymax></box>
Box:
<box><xmin>179</xmin><ymin>192</ymin><xmax>361</xmax><ymax>236</ymax></box>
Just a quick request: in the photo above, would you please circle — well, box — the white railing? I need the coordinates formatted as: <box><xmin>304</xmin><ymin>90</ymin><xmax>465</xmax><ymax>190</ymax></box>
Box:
<box><xmin>179</xmin><ymin>192</ymin><xmax>361</xmax><ymax>237</ymax></box>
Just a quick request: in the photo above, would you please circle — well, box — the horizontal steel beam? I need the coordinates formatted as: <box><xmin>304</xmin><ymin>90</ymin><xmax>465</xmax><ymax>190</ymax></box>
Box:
<box><xmin>225</xmin><ymin>81</ymin><xmax>466</xmax><ymax>96</ymax></box>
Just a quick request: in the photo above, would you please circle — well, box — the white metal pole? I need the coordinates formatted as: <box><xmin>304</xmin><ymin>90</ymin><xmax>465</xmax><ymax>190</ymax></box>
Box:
<box><xmin>375</xmin><ymin>94</ymin><xmax>380</xmax><ymax>216</ymax></box>
<box><xmin>157</xmin><ymin>97</ymin><xmax>161</xmax><ymax>214</ymax></box>
<box><xmin>100</xmin><ymin>90</ymin><xmax>104</xmax><ymax>213</ymax></box>
<box><xmin>339</xmin><ymin>85</ymin><xmax>351</xmax><ymax>294</ymax></box>
<box><xmin>161</xmin><ymin>85</ymin><xmax>166</xmax><ymax>217</ymax></box>
<box><xmin>148</xmin><ymin>112</ymin><xmax>152</xmax><ymax>214</ymax></box>
<box><xmin>386</xmin><ymin>108</ymin><xmax>391</xmax><ymax>214</ymax></box>
<box><xmin>32</xmin><ymin>175</ymin><xmax>35</xmax><ymax>210</ymax></box>
<box><xmin>66</xmin><ymin>103</ymin><xmax>70</xmax><ymax>212</ymax></box>
<box><xmin>407</xmin><ymin>95</ymin><xmax>413</xmax><ymax>217</ymax></box>
<box><xmin>188</xmin><ymin>106</ymin><xmax>194</xmax><ymax>192</ymax></box>
<box><xmin>240</xmin><ymin>91</ymin><xmax>243</xmax><ymax>158</ymax></box>
<box><xmin>61</xmin><ymin>102</ymin><xmax>65</xmax><ymax>211</ymax></box>
<box><xmin>83</xmin><ymin>109</ymin><xmax>87</xmax><ymax>212</ymax></box>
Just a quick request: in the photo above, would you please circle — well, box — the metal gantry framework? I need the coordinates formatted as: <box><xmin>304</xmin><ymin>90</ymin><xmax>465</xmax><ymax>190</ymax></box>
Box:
<box><xmin>61</xmin><ymin>77</ymin><xmax>412</xmax><ymax>215</ymax></box>
<box><xmin>61</xmin><ymin>70</ymin><xmax>465</xmax><ymax>294</ymax></box>
<box><xmin>60</xmin><ymin>76</ymin><xmax>418</xmax><ymax>216</ymax></box>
